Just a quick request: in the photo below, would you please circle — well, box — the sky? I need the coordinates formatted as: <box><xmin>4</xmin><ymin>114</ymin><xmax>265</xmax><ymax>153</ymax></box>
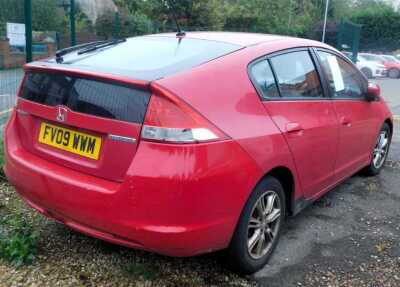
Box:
<box><xmin>388</xmin><ymin>0</ymin><xmax>400</xmax><ymax>9</ymax></box>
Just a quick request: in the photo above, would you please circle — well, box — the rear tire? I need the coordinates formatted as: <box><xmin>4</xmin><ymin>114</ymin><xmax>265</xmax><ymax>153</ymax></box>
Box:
<box><xmin>388</xmin><ymin>68</ymin><xmax>400</xmax><ymax>79</ymax></box>
<box><xmin>226</xmin><ymin>176</ymin><xmax>286</xmax><ymax>274</ymax></box>
<box><xmin>361</xmin><ymin>68</ymin><xmax>373</xmax><ymax>79</ymax></box>
<box><xmin>363</xmin><ymin>123</ymin><xmax>391</xmax><ymax>176</ymax></box>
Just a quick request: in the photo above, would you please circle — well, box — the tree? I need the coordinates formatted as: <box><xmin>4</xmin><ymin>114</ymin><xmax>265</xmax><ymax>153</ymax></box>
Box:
<box><xmin>220</xmin><ymin>0</ymin><xmax>320</xmax><ymax>36</ymax></box>
<box><xmin>350</xmin><ymin>2</ymin><xmax>400</xmax><ymax>51</ymax></box>
<box><xmin>95</xmin><ymin>8</ymin><xmax>153</xmax><ymax>39</ymax></box>
<box><xmin>114</xmin><ymin>0</ymin><xmax>223</xmax><ymax>31</ymax></box>
<box><xmin>0</xmin><ymin>0</ymin><xmax>65</xmax><ymax>35</ymax></box>
<box><xmin>0</xmin><ymin>0</ymin><xmax>24</xmax><ymax>36</ymax></box>
<box><xmin>32</xmin><ymin>0</ymin><xmax>64</xmax><ymax>31</ymax></box>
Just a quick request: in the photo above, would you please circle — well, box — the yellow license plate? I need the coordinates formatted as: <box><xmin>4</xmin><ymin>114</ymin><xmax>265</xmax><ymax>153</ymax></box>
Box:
<box><xmin>38</xmin><ymin>122</ymin><xmax>102</xmax><ymax>160</ymax></box>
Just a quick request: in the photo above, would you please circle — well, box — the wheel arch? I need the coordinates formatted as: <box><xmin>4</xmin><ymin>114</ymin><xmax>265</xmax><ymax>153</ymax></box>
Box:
<box><xmin>385</xmin><ymin>118</ymin><xmax>393</xmax><ymax>138</ymax></box>
<box><xmin>260</xmin><ymin>166</ymin><xmax>296</xmax><ymax>216</ymax></box>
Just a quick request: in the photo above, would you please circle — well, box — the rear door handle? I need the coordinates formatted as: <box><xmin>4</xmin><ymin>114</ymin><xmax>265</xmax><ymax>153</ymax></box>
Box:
<box><xmin>340</xmin><ymin>117</ymin><xmax>352</xmax><ymax>127</ymax></box>
<box><xmin>286</xmin><ymin>122</ymin><xmax>304</xmax><ymax>134</ymax></box>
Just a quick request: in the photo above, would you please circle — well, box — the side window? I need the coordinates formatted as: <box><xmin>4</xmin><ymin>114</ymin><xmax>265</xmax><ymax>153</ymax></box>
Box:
<box><xmin>318</xmin><ymin>51</ymin><xmax>366</xmax><ymax>98</ymax></box>
<box><xmin>250</xmin><ymin>60</ymin><xmax>279</xmax><ymax>98</ymax></box>
<box><xmin>270</xmin><ymin>51</ymin><xmax>323</xmax><ymax>98</ymax></box>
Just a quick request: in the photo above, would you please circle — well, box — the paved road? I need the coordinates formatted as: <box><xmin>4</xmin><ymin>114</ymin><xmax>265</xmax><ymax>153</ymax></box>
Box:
<box><xmin>374</xmin><ymin>78</ymin><xmax>400</xmax><ymax>116</ymax></box>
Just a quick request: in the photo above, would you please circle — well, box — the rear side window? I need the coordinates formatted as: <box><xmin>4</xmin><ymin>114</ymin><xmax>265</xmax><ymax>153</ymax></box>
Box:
<box><xmin>317</xmin><ymin>51</ymin><xmax>366</xmax><ymax>98</ymax></box>
<box><xmin>270</xmin><ymin>51</ymin><xmax>323</xmax><ymax>98</ymax></box>
<box><xmin>250</xmin><ymin>60</ymin><xmax>279</xmax><ymax>98</ymax></box>
<box><xmin>21</xmin><ymin>73</ymin><xmax>150</xmax><ymax>124</ymax></box>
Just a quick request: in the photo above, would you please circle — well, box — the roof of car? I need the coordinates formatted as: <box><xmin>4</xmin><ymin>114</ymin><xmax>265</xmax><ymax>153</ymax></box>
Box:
<box><xmin>28</xmin><ymin>32</ymin><xmax>330</xmax><ymax>81</ymax></box>
<box><xmin>153</xmin><ymin>32</ymin><xmax>288</xmax><ymax>47</ymax></box>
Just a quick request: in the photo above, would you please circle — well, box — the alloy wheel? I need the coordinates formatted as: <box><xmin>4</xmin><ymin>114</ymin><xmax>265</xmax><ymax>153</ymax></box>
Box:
<box><xmin>373</xmin><ymin>129</ymin><xmax>390</xmax><ymax>169</ymax></box>
<box><xmin>247</xmin><ymin>190</ymin><xmax>282</xmax><ymax>259</ymax></box>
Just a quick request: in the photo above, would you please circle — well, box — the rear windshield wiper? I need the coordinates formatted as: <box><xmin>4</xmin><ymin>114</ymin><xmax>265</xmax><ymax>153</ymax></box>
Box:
<box><xmin>55</xmin><ymin>41</ymin><xmax>108</xmax><ymax>63</ymax></box>
<box><xmin>55</xmin><ymin>39</ymin><xmax>126</xmax><ymax>64</ymax></box>
<box><xmin>77</xmin><ymin>39</ymin><xmax>127</xmax><ymax>55</ymax></box>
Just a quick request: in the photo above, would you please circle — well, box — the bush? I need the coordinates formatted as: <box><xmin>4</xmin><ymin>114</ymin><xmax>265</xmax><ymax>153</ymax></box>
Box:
<box><xmin>0</xmin><ymin>215</ymin><xmax>39</xmax><ymax>266</ymax></box>
<box><xmin>350</xmin><ymin>4</ymin><xmax>400</xmax><ymax>51</ymax></box>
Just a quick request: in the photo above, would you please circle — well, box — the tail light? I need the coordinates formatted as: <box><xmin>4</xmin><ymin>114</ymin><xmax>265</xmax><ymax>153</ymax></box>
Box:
<box><xmin>141</xmin><ymin>84</ymin><xmax>229</xmax><ymax>144</ymax></box>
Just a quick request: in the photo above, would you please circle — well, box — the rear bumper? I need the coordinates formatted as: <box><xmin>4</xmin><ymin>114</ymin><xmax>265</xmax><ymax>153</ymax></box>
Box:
<box><xmin>4</xmin><ymin>112</ymin><xmax>261</xmax><ymax>256</ymax></box>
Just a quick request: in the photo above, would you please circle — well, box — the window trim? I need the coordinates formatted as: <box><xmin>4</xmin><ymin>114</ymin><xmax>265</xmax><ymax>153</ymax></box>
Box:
<box><xmin>313</xmin><ymin>47</ymin><xmax>369</xmax><ymax>101</ymax></box>
<box><xmin>248</xmin><ymin>47</ymin><xmax>328</xmax><ymax>102</ymax></box>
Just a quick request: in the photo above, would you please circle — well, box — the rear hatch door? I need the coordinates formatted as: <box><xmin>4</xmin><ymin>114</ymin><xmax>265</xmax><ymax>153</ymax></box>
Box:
<box><xmin>16</xmin><ymin>67</ymin><xmax>150</xmax><ymax>182</ymax></box>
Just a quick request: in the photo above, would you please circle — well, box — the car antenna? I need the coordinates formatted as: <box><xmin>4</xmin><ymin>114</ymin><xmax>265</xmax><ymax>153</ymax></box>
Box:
<box><xmin>165</xmin><ymin>0</ymin><xmax>186</xmax><ymax>37</ymax></box>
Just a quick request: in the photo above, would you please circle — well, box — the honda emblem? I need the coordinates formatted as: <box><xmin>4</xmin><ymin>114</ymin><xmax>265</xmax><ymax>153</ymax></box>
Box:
<box><xmin>56</xmin><ymin>106</ymin><xmax>68</xmax><ymax>122</ymax></box>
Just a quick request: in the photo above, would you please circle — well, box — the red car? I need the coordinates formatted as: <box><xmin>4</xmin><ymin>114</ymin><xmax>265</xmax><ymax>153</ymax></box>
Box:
<box><xmin>381</xmin><ymin>54</ymin><xmax>400</xmax><ymax>78</ymax></box>
<box><xmin>4</xmin><ymin>33</ymin><xmax>393</xmax><ymax>274</ymax></box>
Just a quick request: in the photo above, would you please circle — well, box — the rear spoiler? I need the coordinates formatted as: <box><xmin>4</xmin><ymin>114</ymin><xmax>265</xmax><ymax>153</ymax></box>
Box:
<box><xmin>24</xmin><ymin>63</ymin><xmax>150</xmax><ymax>90</ymax></box>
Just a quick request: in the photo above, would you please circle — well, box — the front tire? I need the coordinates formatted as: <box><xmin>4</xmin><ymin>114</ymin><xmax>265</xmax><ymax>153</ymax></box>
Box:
<box><xmin>363</xmin><ymin>123</ymin><xmax>391</xmax><ymax>176</ymax></box>
<box><xmin>226</xmin><ymin>176</ymin><xmax>286</xmax><ymax>274</ymax></box>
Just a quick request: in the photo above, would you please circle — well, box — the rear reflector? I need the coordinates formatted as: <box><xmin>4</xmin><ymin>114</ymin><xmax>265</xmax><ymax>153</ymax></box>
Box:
<box><xmin>141</xmin><ymin>84</ymin><xmax>228</xmax><ymax>144</ymax></box>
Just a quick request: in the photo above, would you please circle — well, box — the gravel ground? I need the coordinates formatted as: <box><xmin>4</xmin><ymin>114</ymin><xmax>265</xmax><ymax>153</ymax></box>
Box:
<box><xmin>0</xmin><ymin>125</ymin><xmax>399</xmax><ymax>286</ymax></box>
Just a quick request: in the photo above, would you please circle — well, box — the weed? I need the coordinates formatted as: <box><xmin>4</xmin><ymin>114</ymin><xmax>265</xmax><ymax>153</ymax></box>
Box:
<box><xmin>124</xmin><ymin>262</ymin><xmax>160</xmax><ymax>281</ymax></box>
<box><xmin>0</xmin><ymin>214</ymin><xmax>38</xmax><ymax>266</ymax></box>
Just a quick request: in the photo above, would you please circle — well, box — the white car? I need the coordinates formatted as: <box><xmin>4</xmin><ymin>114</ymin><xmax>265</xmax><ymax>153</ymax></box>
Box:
<box><xmin>341</xmin><ymin>52</ymin><xmax>386</xmax><ymax>79</ymax></box>
<box><xmin>356</xmin><ymin>54</ymin><xmax>386</xmax><ymax>79</ymax></box>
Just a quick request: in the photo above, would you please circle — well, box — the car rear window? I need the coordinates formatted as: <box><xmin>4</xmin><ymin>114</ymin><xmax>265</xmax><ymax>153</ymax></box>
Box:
<box><xmin>55</xmin><ymin>36</ymin><xmax>242</xmax><ymax>81</ymax></box>
<box><xmin>21</xmin><ymin>72</ymin><xmax>150</xmax><ymax>124</ymax></box>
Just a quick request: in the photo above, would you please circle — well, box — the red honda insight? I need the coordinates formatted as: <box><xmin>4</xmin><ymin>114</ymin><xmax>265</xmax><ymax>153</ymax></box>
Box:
<box><xmin>4</xmin><ymin>32</ymin><xmax>393</xmax><ymax>274</ymax></box>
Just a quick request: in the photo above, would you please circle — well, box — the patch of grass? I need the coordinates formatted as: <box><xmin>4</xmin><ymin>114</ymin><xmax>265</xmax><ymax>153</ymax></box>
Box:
<box><xmin>0</xmin><ymin>214</ymin><xmax>39</xmax><ymax>266</ymax></box>
<box><xmin>124</xmin><ymin>262</ymin><xmax>160</xmax><ymax>281</ymax></box>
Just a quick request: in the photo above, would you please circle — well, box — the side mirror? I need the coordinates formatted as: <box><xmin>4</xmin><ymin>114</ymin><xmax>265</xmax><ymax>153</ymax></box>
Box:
<box><xmin>365</xmin><ymin>82</ymin><xmax>380</xmax><ymax>102</ymax></box>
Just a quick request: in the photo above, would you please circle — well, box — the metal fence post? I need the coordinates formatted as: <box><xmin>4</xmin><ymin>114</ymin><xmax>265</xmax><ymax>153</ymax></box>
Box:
<box><xmin>56</xmin><ymin>32</ymin><xmax>61</xmax><ymax>50</ymax></box>
<box><xmin>70</xmin><ymin>0</ymin><xmax>76</xmax><ymax>46</ymax></box>
<box><xmin>114</xmin><ymin>12</ymin><xmax>121</xmax><ymax>39</ymax></box>
<box><xmin>24</xmin><ymin>0</ymin><xmax>33</xmax><ymax>63</ymax></box>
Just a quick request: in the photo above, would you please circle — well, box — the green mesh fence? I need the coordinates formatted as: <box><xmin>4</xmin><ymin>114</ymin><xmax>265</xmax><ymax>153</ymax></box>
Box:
<box><xmin>337</xmin><ymin>20</ymin><xmax>362</xmax><ymax>62</ymax></box>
